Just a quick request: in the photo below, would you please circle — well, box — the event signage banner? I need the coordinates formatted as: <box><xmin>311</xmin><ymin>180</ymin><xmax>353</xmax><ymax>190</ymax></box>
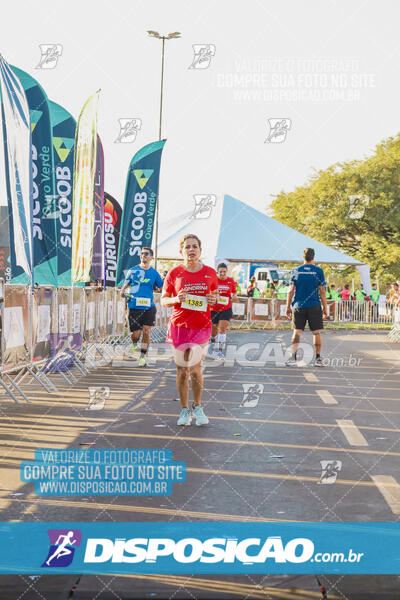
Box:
<box><xmin>49</xmin><ymin>100</ymin><xmax>76</xmax><ymax>287</ymax></box>
<box><xmin>0</xmin><ymin>206</ymin><xmax>11</xmax><ymax>282</ymax></box>
<box><xmin>0</xmin><ymin>57</ymin><xmax>32</xmax><ymax>283</ymax></box>
<box><xmin>104</xmin><ymin>192</ymin><xmax>122</xmax><ymax>286</ymax></box>
<box><xmin>0</xmin><ymin>522</ymin><xmax>398</xmax><ymax>574</ymax></box>
<box><xmin>11</xmin><ymin>66</ymin><xmax>58</xmax><ymax>287</ymax></box>
<box><xmin>91</xmin><ymin>135</ymin><xmax>104</xmax><ymax>282</ymax></box>
<box><xmin>116</xmin><ymin>139</ymin><xmax>166</xmax><ymax>286</ymax></box>
<box><xmin>71</xmin><ymin>90</ymin><xmax>99</xmax><ymax>284</ymax></box>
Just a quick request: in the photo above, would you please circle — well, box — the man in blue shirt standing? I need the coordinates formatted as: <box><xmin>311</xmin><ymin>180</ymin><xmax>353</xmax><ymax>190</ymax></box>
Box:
<box><xmin>285</xmin><ymin>248</ymin><xmax>328</xmax><ymax>367</ymax></box>
<box><xmin>120</xmin><ymin>247</ymin><xmax>163</xmax><ymax>366</ymax></box>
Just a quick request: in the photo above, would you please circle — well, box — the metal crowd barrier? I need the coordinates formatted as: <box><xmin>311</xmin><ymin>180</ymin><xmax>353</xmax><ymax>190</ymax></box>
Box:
<box><xmin>0</xmin><ymin>284</ymin><xmax>132</xmax><ymax>404</ymax></box>
<box><xmin>1</xmin><ymin>285</ymin><xmax>397</xmax><ymax>404</ymax></box>
<box><xmin>231</xmin><ymin>297</ymin><xmax>293</xmax><ymax>328</ymax></box>
<box><xmin>388</xmin><ymin>307</ymin><xmax>400</xmax><ymax>342</ymax></box>
<box><xmin>231</xmin><ymin>297</ymin><xmax>398</xmax><ymax>327</ymax></box>
<box><xmin>333</xmin><ymin>299</ymin><xmax>398</xmax><ymax>324</ymax></box>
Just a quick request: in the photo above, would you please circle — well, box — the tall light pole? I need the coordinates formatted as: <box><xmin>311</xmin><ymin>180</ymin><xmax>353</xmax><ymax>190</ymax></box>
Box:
<box><xmin>147</xmin><ymin>30</ymin><xmax>181</xmax><ymax>269</ymax></box>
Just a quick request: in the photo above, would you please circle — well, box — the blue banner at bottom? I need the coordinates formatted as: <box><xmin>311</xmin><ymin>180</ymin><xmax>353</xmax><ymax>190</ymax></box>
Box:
<box><xmin>0</xmin><ymin>522</ymin><xmax>399</xmax><ymax>574</ymax></box>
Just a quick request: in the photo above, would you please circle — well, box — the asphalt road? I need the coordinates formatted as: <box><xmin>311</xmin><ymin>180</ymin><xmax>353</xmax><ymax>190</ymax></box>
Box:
<box><xmin>0</xmin><ymin>329</ymin><xmax>399</xmax><ymax>599</ymax></box>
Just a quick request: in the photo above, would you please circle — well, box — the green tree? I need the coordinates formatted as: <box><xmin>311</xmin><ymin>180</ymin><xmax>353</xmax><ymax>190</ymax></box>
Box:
<box><xmin>271</xmin><ymin>134</ymin><xmax>400</xmax><ymax>282</ymax></box>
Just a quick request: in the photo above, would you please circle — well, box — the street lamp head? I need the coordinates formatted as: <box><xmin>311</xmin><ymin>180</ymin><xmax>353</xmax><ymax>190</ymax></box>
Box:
<box><xmin>147</xmin><ymin>30</ymin><xmax>181</xmax><ymax>39</ymax></box>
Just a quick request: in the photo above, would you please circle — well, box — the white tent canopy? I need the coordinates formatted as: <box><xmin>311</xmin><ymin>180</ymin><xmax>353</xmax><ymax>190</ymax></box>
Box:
<box><xmin>158</xmin><ymin>194</ymin><xmax>363</xmax><ymax>267</ymax></box>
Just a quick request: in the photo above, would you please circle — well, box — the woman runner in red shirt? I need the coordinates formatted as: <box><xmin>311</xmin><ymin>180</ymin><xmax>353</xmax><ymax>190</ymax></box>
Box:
<box><xmin>161</xmin><ymin>234</ymin><xmax>218</xmax><ymax>426</ymax></box>
<box><xmin>208</xmin><ymin>262</ymin><xmax>238</xmax><ymax>360</ymax></box>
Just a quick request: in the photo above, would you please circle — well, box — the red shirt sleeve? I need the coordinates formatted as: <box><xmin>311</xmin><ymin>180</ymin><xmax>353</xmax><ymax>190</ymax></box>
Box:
<box><xmin>210</xmin><ymin>269</ymin><xmax>218</xmax><ymax>292</ymax></box>
<box><xmin>163</xmin><ymin>270</ymin><xmax>175</xmax><ymax>296</ymax></box>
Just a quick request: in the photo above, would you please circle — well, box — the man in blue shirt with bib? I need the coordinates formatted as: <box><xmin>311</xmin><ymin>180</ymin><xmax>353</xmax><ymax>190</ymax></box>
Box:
<box><xmin>285</xmin><ymin>248</ymin><xmax>328</xmax><ymax>367</ymax></box>
<box><xmin>120</xmin><ymin>247</ymin><xmax>163</xmax><ymax>366</ymax></box>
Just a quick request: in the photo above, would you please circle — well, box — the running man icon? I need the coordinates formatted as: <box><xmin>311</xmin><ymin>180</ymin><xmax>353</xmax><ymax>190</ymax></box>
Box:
<box><xmin>46</xmin><ymin>531</ymin><xmax>76</xmax><ymax>565</ymax></box>
<box><xmin>42</xmin><ymin>529</ymin><xmax>82</xmax><ymax>567</ymax></box>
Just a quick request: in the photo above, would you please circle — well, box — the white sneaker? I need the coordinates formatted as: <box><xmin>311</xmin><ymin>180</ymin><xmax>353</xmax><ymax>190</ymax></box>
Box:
<box><xmin>177</xmin><ymin>408</ymin><xmax>192</xmax><ymax>426</ymax></box>
<box><xmin>192</xmin><ymin>405</ymin><xmax>209</xmax><ymax>426</ymax></box>
<box><xmin>285</xmin><ymin>356</ymin><xmax>297</xmax><ymax>367</ymax></box>
<box><xmin>126</xmin><ymin>344</ymin><xmax>137</xmax><ymax>358</ymax></box>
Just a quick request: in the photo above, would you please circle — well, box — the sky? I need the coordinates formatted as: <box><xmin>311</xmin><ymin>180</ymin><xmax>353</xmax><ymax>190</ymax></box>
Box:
<box><xmin>0</xmin><ymin>0</ymin><xmax>399</xmax><ymax>228</ymax></box>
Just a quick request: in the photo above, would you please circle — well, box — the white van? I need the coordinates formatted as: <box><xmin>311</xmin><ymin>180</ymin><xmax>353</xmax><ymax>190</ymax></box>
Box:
<box><xmin>253</xmin><ymin>268</ymin><xmax>292</xmax><ymax>293</ymax></box>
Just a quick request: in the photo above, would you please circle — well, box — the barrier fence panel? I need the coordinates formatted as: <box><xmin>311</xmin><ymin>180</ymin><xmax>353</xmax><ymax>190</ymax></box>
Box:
<box><xmin>114</xmin><ymin>289</ymin><xmax>126</xmax><ymax>337</ymax></box>
<box><xmin>154</xmin><ymin>292</ymin><xmax>162</xmax><ymax>327</ymax></box>
<box><xmin>248</xmin><ymin>298</ymin><xmax>273</xmax><ymax>327</ymax></box>
<box><xmin>150</xmin><ymin>292</ymin><xmax>168</xmax><ymax>343</ymax></box>
<box><xmin>96</xmin><ymin>290</ymin><xmax>117</xmax><ymax>361</ymax></box>
<box><xmin>44</xmin><ymin>285</ymin><xmax>79</xmax><ymax>381</ymax></box>
<box><xmin>334</xmin><ymin>300</ymin><xmax>396</xmax><ymax>324</ymax></box>
<box><xmin>32</xmin><ymin>286</ymin><xmax>55</xmax><ymax>363</ymax></box>
<box><xmin>84</xmin><ymin>288</ymin><xmax>96</xmax><ymax>343</ymax></box>
<box><xmin>231</xmin><ymin>296</ymin><xmax>249</xmax><ymax>328</ymax></box>
<box><xmin>106</xmin><ymin>288</ymin><xmax>114</xmax><ymax>336</ymax></box>
<box><xmin>273</xmin><ymin>299</ymin><xmax>287</xmax><ymax>321</ymax></box>
<box><xmin>326</xmin><ymin>300</ymin><xmax>336</xmax><ymax>320</ymax></box>
<box><xmin>232</xmin><ymin>297</ymin><xmax>398</xmax><ymax>326</ymax></box>
<box><xmin>2</xmin><ymin>285</ymin><xmax>31</xmax><ymax>372</ymax></box>
<box><xmin>72</xmin><ymin>287</ymin><xmax>85</xmax><ymax>350</ymax></box>
<box><xmin>55</xmin><ymin>286</ymin><xmax>71</xmax><ymax>356</ymax></box>
<box><xmin>2</xmin><ymin>283</ymin><xmax>399</xmax><ymax>404</ymax></box>
<box><xmin>388</xmin><ymin>323</ymin><xmax>400</xmax><ymax>341</ymax></box>
<box><xmin>96</xmin><ymin>290</ymin><xmax>107</xmax><ymax>342</ymax></box>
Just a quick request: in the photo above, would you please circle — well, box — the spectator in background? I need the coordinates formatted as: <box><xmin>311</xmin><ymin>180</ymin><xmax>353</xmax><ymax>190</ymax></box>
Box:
<box><xmin>339</xmin><ymin>284</ymin><xmax>351</xmax><ymax>320</ymax></box>
<box><xmin>388</xmin><ymin>283</ymin><xmax>400</xmax><ymax>305</ymax></box>
<box><xmin>370</xmin><ymin>283</ymin><xmax>380</xmax><ymax>322</ymax></box>
<box><xmin>88</xmin><ymin>279</ymin><xmax>102</xmax><ymax>292</ymax></box>
<box><xmin>253</xmin><ymin>282</ymin><xmax>261</xmax><ymax>298</ymax></box>
<box><xmin>354</xmin><ymin>284</ymin><xmax>367</xmax><ymax>302</ymax></box>
<box><xmin>370</xmin><ymin>283</ymin><xmax>380</xmax><ymax>303</ymax></box>
<box><xmin>262</xmin><ymin>281</ymin><xmax>274</xmax><ymax>299</ymax></box>
<box><xmin>276</xmin><ymin>280</ymin><xmax>289</xmax><ymax>300</ymax></box>
<box><xmin>247</xmin><ymin>277</ymin><xmax>257</xmax><ymax>297</ymax></box>
<box><xmin>271</xmin><ymin>280</ymin><xmax>279</xmax><ymax>298</ymax></box>
<box><xmin>330</xmin><ymin>284</ymin><xmax>341</xmax><ymax>301</ymax></box>
<box><xmin>340</xmin><ymin>284</ymin><xmax>351</xmax><ymax>301</ymax></box>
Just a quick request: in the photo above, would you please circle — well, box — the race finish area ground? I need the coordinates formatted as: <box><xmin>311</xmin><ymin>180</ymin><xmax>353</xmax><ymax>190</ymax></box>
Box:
<box><xmin>0</xmin><ymin>330</ymin><xmax>399</xmax><ymax>598</ymax></box>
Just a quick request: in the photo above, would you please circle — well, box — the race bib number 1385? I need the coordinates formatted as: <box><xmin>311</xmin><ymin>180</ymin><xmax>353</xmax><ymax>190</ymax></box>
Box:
<box><xmin>181</xmin><ymin>294</ymin><xmax>207</xmax><ymax>312</ymax></box>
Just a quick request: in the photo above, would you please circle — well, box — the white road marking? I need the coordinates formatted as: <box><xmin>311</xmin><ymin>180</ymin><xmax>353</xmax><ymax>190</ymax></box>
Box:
<box><xmin>316</xmin><ymin>389</ymin><xmax>337</xmax><ymax>404</ymax></box>
<box><xmin>336</xmin><ymin>419</ymin><xmax>368</xmax><ymax>446</ymax></box>
<box><xmin>304</xmin><ymin>373</ymin><xmax>318</xmax><ymax>383</ymax></box>
<box><xmin>371</xmin><ymin>475</ymin><xmax>400</xmax><ymax>514</ymax></box>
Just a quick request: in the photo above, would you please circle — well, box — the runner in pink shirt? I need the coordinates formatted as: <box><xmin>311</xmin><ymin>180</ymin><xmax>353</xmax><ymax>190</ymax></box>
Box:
<box><xmin>340</xmin><ymin>284</ymin><xmax>351</xmax><ymax>300</ymax></box>
<box><xmin>161</xmin><ymin>234</ymin><xmax>218</xmax><ymax>426</ymax></box>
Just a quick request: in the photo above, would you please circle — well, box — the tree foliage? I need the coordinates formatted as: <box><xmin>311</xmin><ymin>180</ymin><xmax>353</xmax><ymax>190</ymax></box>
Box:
<box><xmin>270</xmin><ymin>134</ymin><xmax>400</xmax><ymax>282</ymax></box>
